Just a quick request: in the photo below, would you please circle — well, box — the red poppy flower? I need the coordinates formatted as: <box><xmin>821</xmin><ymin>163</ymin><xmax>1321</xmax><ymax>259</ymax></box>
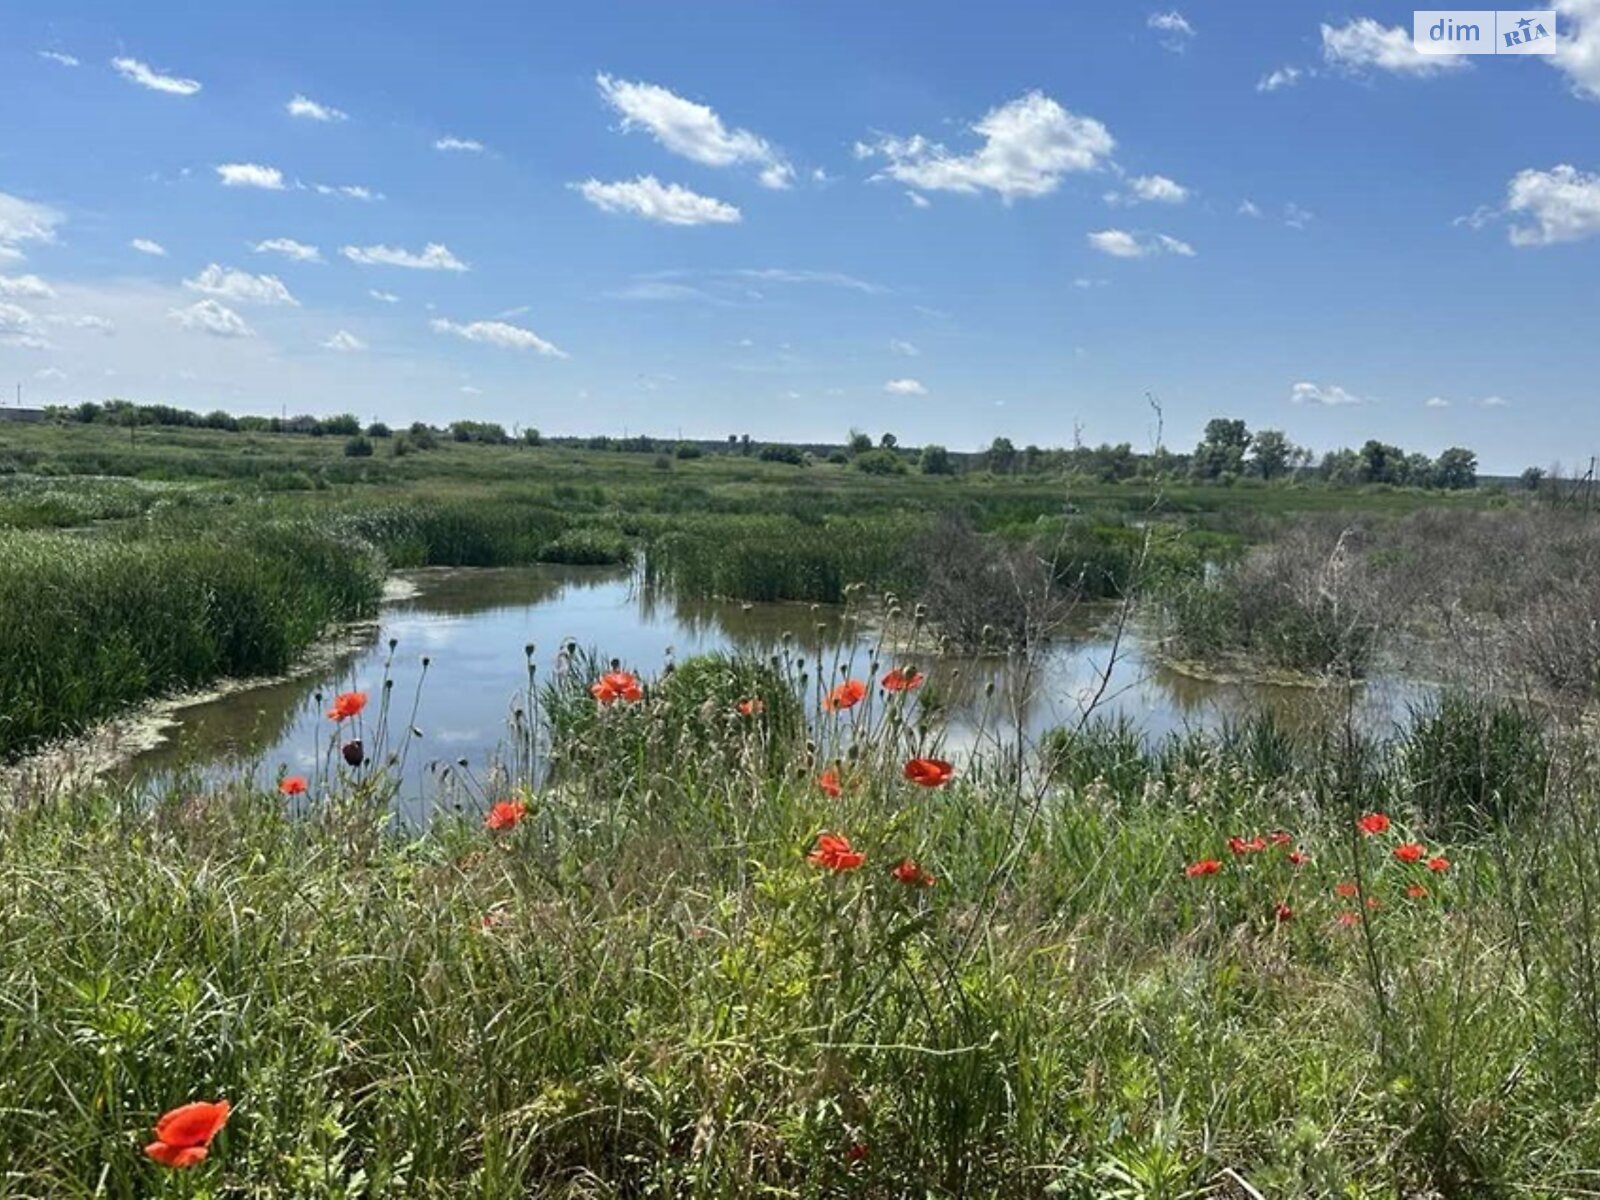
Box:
<box><xmin>485</xmin><ymin>800</ymin><xmax>528</xmax><ymax>831</ymax></box>
<box><xmin>881</xmin><ymin>667</ymin><xmax>925</xmax><ymax>692</ymax></box>
<box><xmin>1335</xmin><ymin>881</ymin><xmax>1359</xmax><ymax>899</ymax></box>
<box><xmin>278</xmin><ymin>775</ymin><xmax>307</xmax><ymax>797</ymax></box>
<box><xmin>846</xmin><ymin>1142</ymin><xmax>869</xmax><ymax>1165</ymax></box>
<box><xmin>1274</xmin><ymin>903</ymin><xmax>1294</xmax><ymax>923</ymax></box>
<box><xmin>591</xmin><ymin>671</ymin><xmax>643</xmax><ymax>704</ymax></box>
<box><xmin>903</xmin><ymin>758</ymin><xmax>954</xmax><ymax>788</ymax></box>
<box><xmin>1406</xmin><ymin>883</ymin><xmax>1428</xmax><ymax>899</ymax></box>
<box><xmin>818</xmin><ymin>769</ymin><xmax>843</xmax><ymax>798</ymax></box>
<box><xmin>145</xmin><ymin>1099</ymin><xmax>229</xmax><ymax>1169</ymax></box>
<box><xmin>327</xmin><ymin>691</ymin><xmax>368</xmax><ymax>722</ymax></box>
<box><xmin>1185</xmin><ymin>859</ymin><xmax>1223</xmax><ymax>877</ymax></box>
<box><xmin>1426</xmin><ymin>855</ymin><xmax>1451</xmax><ymax>873</ymax></box>
<box><xmin>890</xmin><ymin>857</ymin><xmax>937</xmax><ymax>887</ymax></box>
<box><xmin>824</xmin><ymin>679</ymin><xmax>867</xmax><ymax>711</ymax></box>
<box><xmin>1366</xmin><ymin>895</ymin><xmax>1382</xmax><ymax>910</ymax></box>
<box><xmin>1287</xmin><ymin>850</ymin><xmax>1309</xmax><ymax>866</ymax></box>
<box><xmin>1357</xmin><ymin>812</ymin><xmax>1391</xmax><ymax>836</ymax></box>
<box><xmin>808</xmin><ymin>833</ymin><xmax>865</xmax><ymax>871</ymax></box>
<box><xmin>1267</xmin><ymin>831</ymin><xmax>1293</xmax><ymax>846</ymax></box>
<box><xmin>1336</xmin><ymin>911</ymin><xmax>1360</xmax><ymax>929</ymax></box>
<box><xmin>1393</xmin><ymin>842</ymin><xmax>1425</xmax><ymax>864</ymax></box>
<box><xmin>737</xmin><ymin>697</ymin><xmax>765</xmax><ymax>716</ymax></box>
<box><xmin>1227</xmin><ymin>835</ymin><xmax>1267</xmax><ymax>855</ymax></box>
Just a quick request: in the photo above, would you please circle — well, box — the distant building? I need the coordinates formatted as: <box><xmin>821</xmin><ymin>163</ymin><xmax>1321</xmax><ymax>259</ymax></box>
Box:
<box><xmin>0</xmin><ymin>407</ymin><xmax>45</xmax><ymax>423</ymax></box>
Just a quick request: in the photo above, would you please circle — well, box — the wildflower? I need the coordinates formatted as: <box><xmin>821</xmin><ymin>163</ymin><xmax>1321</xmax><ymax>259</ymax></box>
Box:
<box><xmin>1357</xmin><ymin>812</ymin><xmax>1391</xmax><ymax>836</ymax></box>
<box><xmin>144</xmin><ymin>1099</ymin><xmax>230</xmax><ymax>1168</ymax></box>
<box><xmin>1287</xmin><ymin>850</ymin><xmax>1309</xmax><ymax>867</ymax></box>
<box><xmin>818</xmin><ymin>769</ymin><xmax>843</xmax><ymax>798</ymax></box>
<box><xmin>1335</xmin><ymin>881</ymin><xmax>1359</xmax><ymax>899</ymax></box>
<box><xmin>327</xmin><ymin>691</ymin><xmax>368</xmax><ymax>722</ymax></box>
<box><xmin>1267</xmin><ymin>831</ymin><xmax>1293</xmax><ymax>846</ymax></box>
<box><xmin>891</xmin><ymin>857</ymin><xmax>937</xmax><ymax>887</ymax></box>
<box><xmin>737</xmin><ymin>697</ymin><xmax>765</xmax><ymax>716</ymax></box>
<box><xmin>278</xmin><ymin>775</ymin><xmax>307</xmax><ymax>797</ymax></box>
<box><xmin>1336</xmin><ymin>911</ymin><xmax>1360</xmax><ymax>929</ymax></box>
<box><xmin>1185</xmin><ymin>859</ymin><xmax>1223</xmax><ymax>877</ymax></box>
<box><xmin>1274</xmin><ymin>903</ymin><xmax>1294</xmax><ymax>923</ymax></box>
<box><xmin>1393</xmin><ymin>842</ymin><xmax>1426</xmax><ymax>864</ymax></box>
<box><xmin>903</xmin><ymin>758</ymin><xmax>955</xmax><ymax>788</ymax></box>
<box><xmin>1366</xmin><ymin>895</ymin><xmax>1382</xmax><ymax>910</ymax></box>
<box><xmin>1406</xmin><ymin>883</ymin><xmax>1428</xmax><ymax>899</ymax></box>
<box><xmin>808</xmin><ymin>833</ymin><xmax>865</xmax><ymax>871</ymax></box>
<box><xmin>824</xmin><ymin>679</ymin><xmax>867</xmax><ymax>711</ymax></box>
<box><xmin>1227</xmin><ymin>835</ymin><xmax>1267</xmax><ymax>855</ymax></box>
<box><xmin>341</xmin><ymin>739</ymin><xmax>365</xmax><ymax>767</ymax></box>
<box><xmin>881</xmin><ymin>667</ymin><xmax>925</xmax><ymax>692</ymax></box>
<box><xmin>591</xmin><ymin>671</ymin><xmax>643</xmax><ymax>704</ymax></box>
<box><xmin>1426</xmin><ymin>855</ymin><xmax>1451</xmax><ymax>873</ymax></box>
<box><xmin>846</xmin><ymin>1142</ymin><xmax>869</xmax><ymax>1166</ymax></box>
<box><xmin>485</xmin><ymin>800</ymin><xmax>528</xmax><ymax>831</ymax></box>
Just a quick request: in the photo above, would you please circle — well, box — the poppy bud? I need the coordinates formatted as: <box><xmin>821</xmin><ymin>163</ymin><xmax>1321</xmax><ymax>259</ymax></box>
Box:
<box><xmin>524</xmin><ymin>643</ymin><xmax>535</xmax><ymax>657</ymax></box>
<box><xmin>342</xmin><ymin>740</ymin><xmax>365</xmax><ymax>767</ymax></box>
<box><xmin>388</xmin><ymin>637</ymin><xmax>399</xmax><ymax>651</ymax></box>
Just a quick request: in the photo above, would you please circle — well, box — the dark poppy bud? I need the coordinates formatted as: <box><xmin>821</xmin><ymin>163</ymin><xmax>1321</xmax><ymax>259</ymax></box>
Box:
<box><xmin>342</xmin><ymin>740</ymin><xmax>365</xmax><ymax>767</ymax></box>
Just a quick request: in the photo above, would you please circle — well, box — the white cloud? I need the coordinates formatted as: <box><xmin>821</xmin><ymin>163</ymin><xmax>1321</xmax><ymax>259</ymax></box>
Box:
<box><xmin>313</xmin><ymin>183</ymin><xmax>381</xmax><ymax>201</ymax></box>
<box><xmin>431</xmin><ymin>317</ymin><xmax>566</xmax><ymax>357</ymax></box>
<box><xmin>1321</xmin><ymin>18</ymin><xmax>1467</xmax><ymax>75</ymax></box>
<box><xmin>130</xmin><ymin>237</ymin><xmax>167</xmax><ymax>256</ymax></box>
<box><xmin>1505</xmin><ymin>164</ymin><xmax>1600</xmax><ymax>245</ymax></box>
<box><xmin>460</xmin><ymin>385</ymin><xmax>483</xmax><ymax>395</ymax></box>
<box><xmin>1425</xmin><ymin>396</ymin><xmax>1449</xmax><ymax>408</ymax></box>
<box><xmin>287</xmin><ymin>94</ymin><xmax>347</xmax><ymax>122</ymax></box>
<box><xmin>183</xmin><ymin>264</ymin><xmax>298</xmax><ymax>306</ymax></box>
<box><xmin>857</xmin><ymin>91</ymin><xmax>1114</xmax><ymax>201</ymax></box>
<box><xmin>596</xmin><ymin>73</ymin><xmax>793</xmax><ymax>187</ymax></box>
<box><xmin>1284</xmin><ymin>202</ymin><xmax>1315</xmax><ymax>229</ymax></box>
<box><xmin>736</xmin><ymin>268</ymin><xmax>885</xmax><ymax>293</ymax></box>
<box><xmin>1256</xmin><ymin>66</ymin><xmax>1304</xmax><ymax>92</ymax></box>
<box><xmin>1481</xmin><ymin>395</ymin><xmax>1509</xmax><ymax>407</ymax></box>
<box><xmin>889</xmin><ymin>338</ymin><xmax>919</xmax><ymax>356</ymax></box>
<box><xmin>1237</xmin><ymin>198</ymin><xmax>1262</xmax><ymax>217</ymax></box>
<box><xmin>216</xmin><ymin>163</ymin><xmax>285</xmax><ymax>190</ymax></box>
<box><xmin>322</xmin><ymin>330</ymin><xmax>366</xmax><ymax>352</ymax></box>
<box><xmin>169</xmin><ymin>299</ymin><xmax>253</xmax><ymax>338</ymax></box>
<box><xmin>38</xmin><ymin>50</ymin><xmax>79</xmax><ymax>67</ymax></box>
<box><xmin>884</xmin><ymin>378</ymin><xmax>927</xmax><ymax>395</ymax></box>
<box><xmin>1148</xmin><ymin>10</ymin><xmax>1196</xmax><ymax>50</ymax></box>
<box><xmin>1554</xmin><ymin>0</ymin><xmax>1600</xmax><ymax>98</ymax></box>
<box><xmin>254</xmin><ymin>238</ymin><xmax>322</xmax><ymax>263</ymax></box>
<box><xmin>434</xmin><ymin>136</ymin><xmax>485</xmax><ymax>152</ymax></box>
<box><xmin>1128</xmin><ymin>174</ymin><xmax>1189</xmax><ymax>203</ymax></box>
<box><xmin>1072</xmin><ymin>276</ymin><xmax>1108</xmax><ymax>288</ymax></box>
<box><xmin>1087</xmin><ymin>228</ymin><xmax>1195</xmax><ymax>257</ymax></box>
<box><xmin>341</xmin><ymin>242</ymin><xmax>469</xmax><ymax>270</ymax></box>
<box><xmin>0</xmin><ymin>273</ymin><xmax>53</xmax><ymax>299</ymax></box>
<box><xmin>112</xmin><ymin>56</ymin><xmax>202</xmax><ymax>95</ymax></box>
<box><xmin>368</xmin><ymin>289</ymin><xmax>400</xmax><ymax>303</ymax></box>
<box><xmin>49</xmin><ymin>313</ymin><xmax>114</xmax><ymax>334</ymax></box>
<box><xmin>906</xmin><ymin>191</ymin><xmax>931</xmax><ymax>208</ymax></box>
<box><xmin>35</xmin><ymin>366</ymin><xmax>68</xmax><ymax>380</ymax></box>
<box><xmin>0</xmin><ymin>302</ymin><xmax>49</xmax><ymax>349</ymax></box>
<box><xmin>0</xmin><ymin>192</ymin><xmax>64</xmax><ymax>260</ymax></box>
<box><xmin>1290</xmin><ymin>380</ymin><xmax>1365</xmax><ymax>406</ymax></box>
<box><xmin>573</xmin><ymin>176</ymin><xmax>741</xmax><ymax>225</ymax></box>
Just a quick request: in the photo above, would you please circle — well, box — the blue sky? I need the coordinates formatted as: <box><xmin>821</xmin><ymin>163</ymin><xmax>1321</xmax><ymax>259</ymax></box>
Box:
<box><xmin>2</xmin><ymin>1</ymin><xmax>1598</xmax><ymax>470</ymax></box>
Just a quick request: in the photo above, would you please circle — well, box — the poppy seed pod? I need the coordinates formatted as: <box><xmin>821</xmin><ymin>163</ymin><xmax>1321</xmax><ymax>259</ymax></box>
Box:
<box><xmin>341</xmin><ymin>740</ymin><xmax>365</xmax><ymax>767</ymax></box>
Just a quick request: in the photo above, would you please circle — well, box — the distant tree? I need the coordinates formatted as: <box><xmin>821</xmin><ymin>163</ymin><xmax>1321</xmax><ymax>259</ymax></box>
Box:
<box><xmin>919</xmin><ymin>444</ymin><xmax>955</xmax><ymax>475</ymax></box>
<box><xmin>652</xmin><ymin>453</ymin><xmax>672</xmax><ymax>471</ymax></box>
<box><xmin>1400</xmin><ymin>452</ymin><xmax>1435</xmax><ymax>488</ymax></box>
<box><xmin>1249</xmin><ymin>429</ymin><xmax>1294</xmax><ymax>480</ymax></box>
<box><xmin>1521</xmin><ymin>465</ymin><xmax>1546</xmax><ymax>491</ymax></box>
<box><xmin>365</xmin><ymin>422</ymin><xmax>392</xmax><ymax>439</ymax></box>
<box><xmin>879</xmin><ymin>432</ymin><xmax>898</xmax><ymax>450</ymax></box>
<box><xmin>674</xmin><ymin>442</ymin><xmax>703</xmax><ymax>459</ymax></box>
<box><xmin>521</xmin><ymin>427</ymin><xmax>542</xmax><ymax>447</ymax></box>
<box><xmin>1191</xmin><ymin>418</ymin><xmax>1251</xmax><ymax>480</ymax></box>
<box><xmin>848</xmin><ymin>430</ymin><xmax>874</xmax><ymax>454</ymax></box>
<box><xmin>758</xmin><ymin>444</ymin><xmax>806</xmax><ymax>465</ymax></box>
<box><xmin>322</xmin><ymin>413</ymin><xmax>362</xmax><ymax>436</ymax></box>
<box><xmin>1357</xmin><ymin>440</ymin><xmax>1405</xmax><ymax>485</ymax></box>
<box><xmin>853</xmin><ymin>448</ymin><xmax>908</xmax><ymax>476</ymax></box>
<box><xmin>343</xmin><ymin>436</ymin><xmax>374</xmax><ymax>458</ymax></box>
<box><xmin>1434</xmin><ymin>447</ymin><xmax>1479</xmax><ymax>490</ymax></box>
<box><xmin>739</xmin><ymin>433</ymin><xmax>752</xmax><ymax>456</ymax></box>
<box><xmin>986</xmin><ymin>436</ymin><xmax>1018</xmax><ymax>474</ymax></box>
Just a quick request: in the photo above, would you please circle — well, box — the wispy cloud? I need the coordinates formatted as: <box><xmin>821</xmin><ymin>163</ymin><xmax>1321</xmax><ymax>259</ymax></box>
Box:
<box><xmin>431</xmin><ymin>317</ymin><xmax>566</xmax><ymax>356</ymax></box>
<box><xmin>1290</xmin><ymin>380</ymin><xmax>1365</xmax><ymax>406</ymax></box>
<box><xmin>313</xmin><ymin>183</ymin><xmax>382</xmax><ymax>201</ymax></box>
<box><xmin>1256</xmin><ymin>65</ymin><xmax>1304</xmax><ymax>92</ymax></box>
<box><xmin>130</xmin><ymin>237</ymin><xmax>167</xmax><ymax>256</ymax></box>
<box><xmin>1087</xmin><ymin>229</ymin><xmax>1195</xmax><ymax>257</ymax></box>
<box><xmin>322</xmin><ymin>330</ymin><xmax>366</xmax><ymax>352</ymax></box>
<box><xmin>253</xmin><ymin>238</ymin><xmax>322</xmax><ymax>263</ymax></box>
<box><xmin>169</xmin><ymin>299</ymin><xmax>253</xmax><ymax>338</ymax></box>
<box><xmin>341</xmin><ymin>243</ymin><xmax>469</xmax><ymax>271</ymax></box>
<box><xmin>368</xmin><ymin>289</ymin><xmax>400</xmax><ymax>303</ymax></box>
<box><xmin>287</xmin><ymin>94</ymin><xmax>348</xmax><ymax>122</ymax></box>
<box><xmin>596</xmin><ymin>73</ymin><xmax>793</xmax><ymax>188</ymax></box>
<box><xmin>884</xmin><ymin>378</ymin><xmax>927</xmax><ymax>395</ymax></box>
<box><xmin>183</xmin><ymin>264</ymin><xmax>298</xmax><ymax>306</ymax></box>
<box><xmin>434</xmin><ymin>136</ymin><xmax>485</xmax><ymax>152</ymax></box>
<box><xmin>573</xmin><ymin>176</ymin><xmax>741</xmax><ymax>225</ymax></box>
<box><xmin>112</xmin><ymin>56</ymin><xmax>201</xmax><ymax>96</ymax></box>
<box><xmin>0</xmin><ymin>192</ymin><xmax>64</xmax><ymax>261</ymax></box>
<box><xmin>0</xmin><ymin>302</ymin><xmax>50</xmax><ymax>349</ymax></box>
<box><xmin>1321</xmin><ymin>18</ymin><xmax>1467</xmax><ymax>76</ymax></box>
<box><xmin>216</xmin><ymin>163</ymin><xmax>286</xmax><ymax>190</ymax></box>
<box><xmin>0</xmin><ymin>274</ymin><xmax>54</xmax><ymax>299</ymax></box>
<box><xmin>37</xmin><ymin>50</ymin><xmax>79</xmax><ymax>67</ymax></box>
<box><xmin>1148</xmin><ymin>10</ymin><xmax>1196</xmax><ymax>51</ymax></box>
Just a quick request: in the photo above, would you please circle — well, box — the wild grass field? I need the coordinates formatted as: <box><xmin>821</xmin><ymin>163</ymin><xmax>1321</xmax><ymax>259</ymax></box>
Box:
<box><xmin>3</xmin><ymin>417</ymin><xmax>1598</xmax><ymax>1197</ymax></box>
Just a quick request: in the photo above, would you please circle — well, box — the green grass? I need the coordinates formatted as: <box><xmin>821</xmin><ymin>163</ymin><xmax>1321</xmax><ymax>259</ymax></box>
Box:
<box><xmin>3</xmin><ymin>672</ymin><xmax>1599</xmax><ymax>1196</ymax></box>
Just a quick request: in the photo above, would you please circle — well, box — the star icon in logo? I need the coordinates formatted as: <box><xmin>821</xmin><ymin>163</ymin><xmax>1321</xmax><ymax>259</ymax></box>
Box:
<box><xmin>1516</xmin><ymin>15</ymin><xmax>1533</xmax><ymax>29</ymax></box>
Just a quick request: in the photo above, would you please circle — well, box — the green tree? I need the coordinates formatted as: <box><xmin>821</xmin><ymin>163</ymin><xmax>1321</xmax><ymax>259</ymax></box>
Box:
<box><xmin>919</xmin><ymin>444</ymin><xmax>954</xmax><ymax>475</ymax></box>
<box><xmin>986</xmin><ymin>436</ymin><xmax>1018</xmax><ymax>474</ymax></box>
<box><xmin>848</xmin><ymin>429</ymin><xmax>873</xmax><ymax>454</ymax></box>
<box><xmin>1434</xmin><ymin>447</ymin><xmax>1478</xmax><ymax>490</ymax></box>
<box><xmin>1191</xmin><ymin>418</ymin><xmax>1251</xmax><ymax>480</ymax></box>
<box><xmin>1249</xmin><ymin>429</ymin><xmax>1294</xmax><ymax>480</ymax></box>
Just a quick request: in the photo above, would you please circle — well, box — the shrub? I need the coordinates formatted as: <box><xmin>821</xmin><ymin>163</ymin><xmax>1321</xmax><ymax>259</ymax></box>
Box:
<box><xmin>344</xmin><ymin>436</ymin><xmax>374</xmax><ymax>458</ymax></box>
<box><xmin>1402</xmin><ymin>693</ymin><xmax>1549</xmax><ymax>835</ymax></box>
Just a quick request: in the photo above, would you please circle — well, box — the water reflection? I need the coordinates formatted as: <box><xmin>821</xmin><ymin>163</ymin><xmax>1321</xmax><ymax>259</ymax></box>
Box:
<box><xmin>126</xmin><ymin>565</ymin><xmax>1431</xmax><ymax>798</ymax></box>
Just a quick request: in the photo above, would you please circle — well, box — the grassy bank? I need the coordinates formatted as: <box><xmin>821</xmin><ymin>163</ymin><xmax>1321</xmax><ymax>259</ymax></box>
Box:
<box><xmin>2</xmin><ymin>667</ymin><xmax>1598</xmax><ymax>1195</ymax></box>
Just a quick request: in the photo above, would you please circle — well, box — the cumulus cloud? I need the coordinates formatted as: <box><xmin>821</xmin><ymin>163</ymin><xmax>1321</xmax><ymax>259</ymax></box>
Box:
<box><xmin>183</xmin><ymin>264</ymin><xmax>298</xmax><ymax>306</ymax></box>
<box><xmin>1426</xmin><ymin>396</ymin><xmax>1450</xmax><ymax>408</ymax></box>
<box><xmin>130</xmin><ymin>237</ymin><xmax>167</xmax><ymax>256</ymax></box>
<box><xmin>340</xmin><ymin>243</ymin><xmax>468</xmax><ymax>270</ymax></box>
<box><xmin>0</xmin><ymin>192</ymin><xmax>64</xmax><ymax>261</ymax></box>
<box><xmin>573</xmin><ymin>176</ymin><xmax>741</xmax><ymax>225</ymax></box>
<box><xmin>253</xmin><ymin>237</ymin><xmax>322</xmax><ymax>263</ymax></box>
<box><xmin>0</xmin><ymin>302</ymin><xmax>49</xmax><ymax>348</ymax></box>
<box><xmin>322</xmin><ymin>330</ymin><xmax>366</xmax><ymax>352</ymax></box>
<box><xmin>431</xmin><ymin>317</ymin><xmax>566</xmax><ymax>356</ymax></box>
<box><xmin>0</xmin><ymin>273</ymin><xmax>53</xmax><ymax>299</ymax></box>
<box><xmin>434</xmin><ymin>136</ymin><xmax>485</xmax><ymax>152</ymax></box>
<box><xmin>112</xmin><ymin>56</ymin><xmax>201</xmax><ymax>95</ymax></box>
<box><xmin>596</xmin><ymin>73</ymin><xmax>793</xmax><ymax>187</ymax></box>
<box><xmin>857</xmin><ymin>92</ymin><xmax>1113</xmax><ymax>201</ymax></box>
<box><xmin>169</xmin><ymin>299</ymin><xmax>253</xmax><ymax>337</ymax></box>
<box><xmin>1290</xmin><ymin>380</ymin><xmax>1365</xmax><ymax>406</ymax></box>
<box><xmin>1257</xmin><ymin>65</ymin><xmax>1304</xmax><ymax>92</ymax></box>
<box><xmin>1481</xmin><ymin>395</ymin><xmax>1509</xmax><ymax>407</ymax></box>
<box><xmin>1148</xmin><ymin>10</ymin><xmax>1196</xmax><ymax>50</ymax></box>
<box><xmin>1505</xmin><ymin>164</ymin><xmax>1600</xmax><ymax>245</ymax></box>
<box><xmin>1126</xmin><ymin>174</ymin><xmax>1189</xmax><ymax>203</ymax></box>
<box><xmin>1087</xmin><ymin>229</ymin><xmax>1195</xmax><ymax>257</ymax></box>
<box><xmin>1321</xmin><ymin>18</ymin><xmax>1467</xmax><ymax>75</ymax></box>
<box><xmin>287</xmin><ymin>94</ymin><xmax>347</xmax><ymax>121</ymax></box>
<box><xmin>38</xmin><ymin>50</ymin><xmax>79</xmax><ymax>67</ymax></box>
<box><xmin>1553</xmin><ymin>0</ymin><xmax>1600</xmax><ymax>98</ymax></box>
<box><xmin>216</xmin><ymin>163</ymin><xmax>285</xmax><ymax>190</ymax></box>
<box><xmin>884</xmin><ymin>378</ymin><xmax>927</xmax><ymax>395</ymax></box>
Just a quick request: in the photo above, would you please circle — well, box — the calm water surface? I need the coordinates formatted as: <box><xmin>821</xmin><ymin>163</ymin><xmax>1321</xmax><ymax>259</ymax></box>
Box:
<box><xmin>127</xmin><ymin>566</ymin><xmax>1428</xmax><ymax>802</ymax></box>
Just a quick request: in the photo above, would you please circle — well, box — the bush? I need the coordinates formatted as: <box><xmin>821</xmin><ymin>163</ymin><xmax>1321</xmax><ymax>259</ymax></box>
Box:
<box><xmin>758</xmin><ymin>444</ymin><xmax>806</xmax><ymax>466</ymax></box>
<box><xmin>1402</xmin><ymin>693</ymin><xmax>1549</xmax><ymax>836</ymax></box>
<box><xmin>344</xmin><ymin>436</ymin><xmax>375</xmax><ymax>458</ymax></box>
<box><xmin>852</xmin><ymin>448</ymin><xmax>908</xmax><ymax>476</ymax></box>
